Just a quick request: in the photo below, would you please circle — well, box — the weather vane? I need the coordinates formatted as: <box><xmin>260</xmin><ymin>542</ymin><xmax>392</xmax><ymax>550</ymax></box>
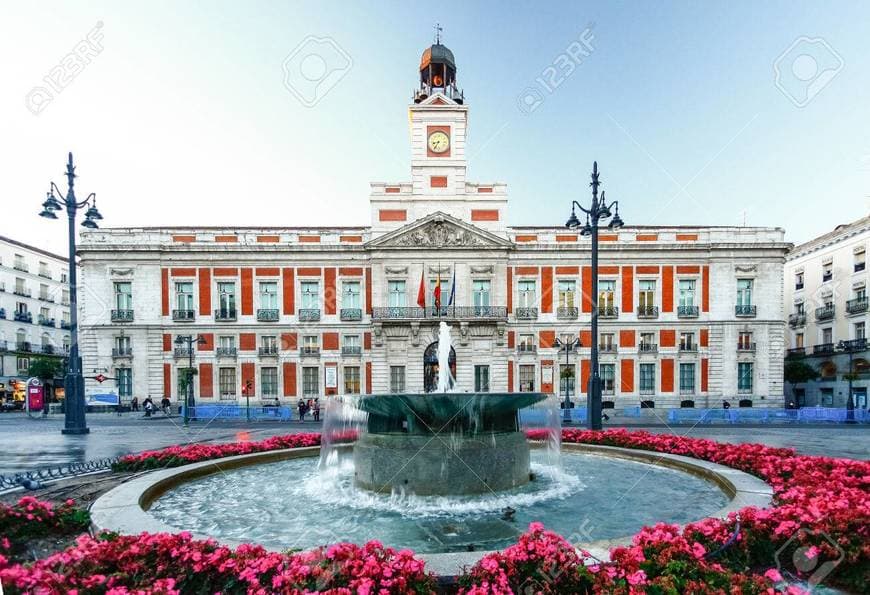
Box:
<box><xmin>434</xmin><ymin>23</ymin><xmax>443</xmax><ymax>44</ymax></box>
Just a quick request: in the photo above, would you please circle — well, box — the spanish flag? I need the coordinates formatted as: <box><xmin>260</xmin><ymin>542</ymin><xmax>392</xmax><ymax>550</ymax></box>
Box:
<box><xmin>434</xmin><ymin>273</ymin><xmax>442</xmax><ymax>309</ymax></box>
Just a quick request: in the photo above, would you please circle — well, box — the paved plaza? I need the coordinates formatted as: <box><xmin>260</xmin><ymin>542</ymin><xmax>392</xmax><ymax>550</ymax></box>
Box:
<box><xmin>0</xmin><ymin>412</ymin><xmax>866</xmax><ymax>476</ymax></box>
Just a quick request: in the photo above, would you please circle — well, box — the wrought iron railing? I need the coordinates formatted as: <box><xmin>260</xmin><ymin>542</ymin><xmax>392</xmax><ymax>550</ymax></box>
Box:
<box><xmin>846</xmin><ymin>298</ymin><xmax>868</xmax><ymax>314</ymax></box>
<box><xmin>679</xmin><ymin>343</ymin><xmax>698</xmax><ymax>352</ymax></box>
<box><xmin>340</xmin><ymin>308</ymin><xmax>362</xmax><ymax>321</ymax></box>
<box><xmin>599</xmin><ymin>343</ymin><xmax>617</xmax><ymax>353</ymax></box>
<box><xmin>111</xmin><ymin>309</ymin><xmax>134</xmax><ymax>322</ymax></box>
<box><xmin>514</xmin><ymin>307</ymin><xmax>538</xmax><ymax>320</ymax></box>
<box><xmin>737</xmin><ymin>342</ymin><xmax>756</xmax><ymax>352</ymax></box>
<box><xmin>599</xmin><ymin>305</ymin><xmax>619</xmax><ymax>318</ymax></box>
<box><xmin>678</xmin><ymin>305</ymin><xmax>699</xmax><ymax>318</ymax></box>
<box><xmin>174</xmin><ymin>347</ymin><xmax>193</xmax><ymax>358</ymax></box>
<box><xmin>788</xmin><ymin>313</ymin><xmax>806</xmax><ymax>327</ymax></box>
<box><xmin>299</xmin><ymin>308</ymin><xmax>321</xmax><ymax>322</ymax></box>
<box><xmin>342</xmin><ymin>345</ymin><xmax>362</xmax><ymax>356</ymax></box>
<box><xmin>13</xmin><ymin>288</ymin><xmax>31</xmax><ymax>297</ymax></box>
<box><xmin>840</xmin><ymin>338</ymin><xmax>867</xmax><ymax>352</ymax></box>
<box><xmin>637</xmin><ymin>305</ymin><xmax>659</xmax><ymax>318</ymax></box>
<box><xmin>735</xmin><ymin>305</ymin><xmax>757</xmax><ymax>317</ymax></box>
<box><xmin>517</xmin><ymin>344</ymin><xmax>537</xmax><ymax>354</ymax></box>
<box><xmin>14</xmin><ymin>311</ymin><xmax>32</xmax><ymax>323</ymax></box>
<box><xmin>60</xmin><ymin>320</ymin><xmax>71</xmax><ymax>329</ymax></box>
<box><xmin>813</xmin><ymin>343</ymin><xmax>834</xmax><ymax>355</ymax></box>
<box><xmin>38</xmin><ymin>293</ymin><xmax>54</xmax><ymax>302</ymax></box>
<box><xmin>13</xmin><ymin>263</ymin><xmax>29</xmax><ymax>272</ymax></box>
<box><xmin>16</xmin><ymin>342</ymin><xmax>32</xmax><ymax>352</ymax></box>
<box><xmin>815</xmin><ymin>305</ymin><xmax>835</xmax><ymax>321</ymax></box>
<box><xmin>112</xmin><ymin>347</ymin><xmax>133</xmax><ymax>358</ymax></box>
<box><xmin>638</xmin><ymin>343</ymin><xmax>658</xmax><ymax>353</ymax></box>
<box><xmin>300</xmin><ymin>346</ymin><xmax>320</xmax><ymax>357</ymax></box>
<box><xmin>214</xmin><ymin>308</ymin><xmax>237</xmax><ymax>321</ymax></box>
<box><xmin>257</xmin><ymin>309</ymin><xmax>279</xmax><ymax>321</ymax></box>
<box><xmin>258</xmin><ymin>346</ymin><xmax>279</xmax><ymax>356</ymax></box>
<box><xmin>216</xmin><ymin>347</ymin><xmax>238</xmax><ymax>357</ymax></box>
<box><xmin>786</xmin><ymin>347</ymin><xmax>806</xmax><ymax>357</ymax></box>
<box><xmin>173</xmin><ymin>309</ymin><xmax>195</xmax><ymax>321</ymax></box>
<box><xmin>371</xmin><ymin>306</ymin><xmax>507</xmax><ymax>320</ymax></box>
<box><xmin>38</xmin><ymin>315</ymin><xmax>55</xmax><ymax>327</ymax></box>
<box><xmin>0</xmin><ymin>457</ymin><xmax>121</xmax><ymax>490</ymax></box>
<box><xmin>556</xmin><ymin>306</ymin><xmax>578</xmax><ymax>320</ymax></box>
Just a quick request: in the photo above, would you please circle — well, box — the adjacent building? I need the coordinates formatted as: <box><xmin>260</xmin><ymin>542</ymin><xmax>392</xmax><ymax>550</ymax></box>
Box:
<box><xmin>77</xmin><ymin>42</ymin><xmax>790</xmax><ymax>410</ymax></box>
<box><xmin>784</xmin><ymin>215</ymin><xmax>870</xmax><ymax>409</ymax></box>
<box><xmin>0</xmin><ymin>235</ymin><xmax>72</xmax><ymax>402</ymax></box>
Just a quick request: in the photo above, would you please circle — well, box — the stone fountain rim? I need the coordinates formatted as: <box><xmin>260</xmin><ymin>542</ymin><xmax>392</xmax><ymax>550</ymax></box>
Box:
<box><xmin>89</xmin><ymin>442</ymin><xmax>773</xmax><ymax>578</ymax></box>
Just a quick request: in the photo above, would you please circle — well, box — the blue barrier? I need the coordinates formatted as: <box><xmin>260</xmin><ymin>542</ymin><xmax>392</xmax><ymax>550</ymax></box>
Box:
<box><xmin>622</xmin><ymin>406</ymin><xmax>642</xmax><ymax>418</ymax></box>
<box><xmin>666</xmin><ymin>406</ymin><xmax>868</xmax><ymax>425</ymax></box>
<box><xmin>183</xmin><ymin>405</ymin><xmax>295</xmax><ymax>421</ymax></box>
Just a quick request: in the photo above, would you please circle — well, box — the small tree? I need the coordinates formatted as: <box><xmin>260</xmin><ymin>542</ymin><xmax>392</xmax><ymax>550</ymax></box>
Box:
<box><xmin>27</xmin><ymin>356</ymin><xmax>62</xmax><ymax>382</ymax></box>
<box><xmin>783</xmin><ymin>359</ymin><xmax>818</xmax><ymax>404</ymax></box>
<box><xmin>177</xmin><ymin>367</ymin><xmax>197</xmax><ymax>398</ymax></box>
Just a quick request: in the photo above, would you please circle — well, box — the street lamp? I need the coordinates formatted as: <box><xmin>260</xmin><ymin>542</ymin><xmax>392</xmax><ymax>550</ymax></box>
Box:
<box><xmin>553</xmin><ymin>336</ymin><xmax>581</xmax><ymax>424</ymax></box>
<box><xmin>836</xmin><ymin>339</ymin><xmax>864</xmax><ymax>423</ymax></box>
<box><xmin>565</xmin><ymin>161</ymin><xmax>624</xmax><ymax>431</ymax></box>
<box><xmin>175</xmin><ymin>334</ymin><xmax>206</xmax><ymax>426</ymax></box>
<box><xmin>39</xmin><ymin>153</ymin><xmax>103</xmax><ymax>435</ymax></box>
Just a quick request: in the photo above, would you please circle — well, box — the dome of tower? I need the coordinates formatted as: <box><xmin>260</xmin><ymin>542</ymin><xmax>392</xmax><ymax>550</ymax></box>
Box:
<box><xmin>420</xmin><ymin>43</ymin><xmax>456</xmax><ymax>71</ymax></box>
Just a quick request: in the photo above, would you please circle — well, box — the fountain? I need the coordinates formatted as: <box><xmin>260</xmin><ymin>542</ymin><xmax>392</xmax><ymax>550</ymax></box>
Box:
<box><xmin>353</xmin><ymin>322</ymin><xmax>547</xmax><ymax>495</ymax></box>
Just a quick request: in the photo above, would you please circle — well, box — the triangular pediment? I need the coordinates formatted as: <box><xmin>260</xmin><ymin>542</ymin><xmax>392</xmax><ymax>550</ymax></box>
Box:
<box><xmin>368</xmin><ymin>212</ymin><xmax>512</xmax><ymax>249</ymax></box>
<box><xmin>417</xmin><ymin>92</ymin><xmax>458</xmax><ymax>107</ymax></box>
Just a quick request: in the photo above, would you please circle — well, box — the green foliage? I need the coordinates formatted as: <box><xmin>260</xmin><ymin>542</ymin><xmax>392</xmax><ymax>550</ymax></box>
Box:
<box><xmin>783</xmin><ymin>359</ymin><xmax>818</xmax><ymax>387</ymax></box>
<box><xmin>26</xmin><ymin>356</ymin><xmax>63</xmax><ymax>380</ymax></box>
<box><xmin>177</xmin><ymin>367</ymin><xmax>198</xmax><ymax>394</ymax></box>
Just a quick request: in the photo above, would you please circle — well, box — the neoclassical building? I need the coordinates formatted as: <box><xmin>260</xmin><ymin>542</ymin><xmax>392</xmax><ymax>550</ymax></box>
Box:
<box><xmin>78</xmin><ymin>42</ymin><xmax>790</xmax><ymax>409</ymax></box>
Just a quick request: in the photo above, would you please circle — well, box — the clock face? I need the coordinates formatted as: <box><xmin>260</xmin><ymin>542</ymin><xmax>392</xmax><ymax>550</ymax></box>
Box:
<box><xmin>428</xmin><ymin>131</ymin><xmax>450</xmax><ymax>154</ymax></box>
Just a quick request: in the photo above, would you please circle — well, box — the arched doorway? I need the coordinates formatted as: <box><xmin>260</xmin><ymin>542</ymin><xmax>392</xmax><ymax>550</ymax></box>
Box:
<box><xmin>423</xmin><ymin>341</ymin><xmax>456</xmax><ymax>393</ymax></box>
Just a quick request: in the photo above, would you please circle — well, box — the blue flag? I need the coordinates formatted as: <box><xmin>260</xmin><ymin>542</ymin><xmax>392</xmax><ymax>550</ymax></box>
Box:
<box><xmin>448</xmin><ymin>270</ymin><xmax>456</xmax><ymax>306</ymax></box>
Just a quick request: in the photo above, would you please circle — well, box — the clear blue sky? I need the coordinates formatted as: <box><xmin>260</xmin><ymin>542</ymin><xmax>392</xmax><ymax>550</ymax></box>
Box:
<box><xmin>2</xmin><ymin>1</ymin><xmax>869</xmax><ymax>255</ymax></box>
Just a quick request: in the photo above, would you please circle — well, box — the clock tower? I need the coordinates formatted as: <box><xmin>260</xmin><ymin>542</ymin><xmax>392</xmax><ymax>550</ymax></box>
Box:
<box><xmin>370</xmin><ymin>31</ymin><xmax>508</xmax><ymax>237</ymax></box>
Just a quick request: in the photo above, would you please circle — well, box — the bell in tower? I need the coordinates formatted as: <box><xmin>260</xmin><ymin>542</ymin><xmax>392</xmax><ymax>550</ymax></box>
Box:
<box><xmin>414</xmin><ymin>24</ymin><xmax>464</xmax><ymax>104</ymax></box>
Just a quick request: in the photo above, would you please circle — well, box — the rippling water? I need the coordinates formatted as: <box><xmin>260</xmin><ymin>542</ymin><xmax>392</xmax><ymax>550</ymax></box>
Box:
<box><xmin>150</xmin><ymin>451</ymin><xmax>727</xmax><ymax>553</ymax></box>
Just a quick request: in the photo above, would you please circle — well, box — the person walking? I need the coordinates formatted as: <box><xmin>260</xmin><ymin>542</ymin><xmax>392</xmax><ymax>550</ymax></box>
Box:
<box><xmin>130</xmin><ymin>396</ymin><xmax>139</xmax><ymax>412</ymax></box>
<box><xmin>160</xmin><ymin>396</ymin><xmax>171</xmax><ymax>416</ymax></box>
<box><xmin>297</xmin><ymin>398</ymin><xmax>306</xmax><ymax>422</ymax></box>
<box><xmin>313</xmin><ymin>398</ymin><xmax>321</xmax><ymax>422</ymax></box>
<box><xmin>143</xmin><ymin>396</ymin><xmax>154</xmax><ymax>417</ymax></box>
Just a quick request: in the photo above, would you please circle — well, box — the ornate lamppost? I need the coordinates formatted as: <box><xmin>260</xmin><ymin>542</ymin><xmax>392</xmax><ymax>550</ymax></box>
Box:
<box><xmin>39</xmin><ymin>153</ymin><xmax>103</xmax><ymax>435</ymax></box>
<box><xmin>175</xmin><ymin>334</ymin><xmax>206</xmax><ymax>426</ymax></box>
<box><xmin>553</xmin><ymin>336</ymin><xmax>580</xmax><ymax>424</ymax></box>
<box><xmin>565</xmin><ymin>162</ymin><xmax>624</xmax><ymax>430</ymax></box>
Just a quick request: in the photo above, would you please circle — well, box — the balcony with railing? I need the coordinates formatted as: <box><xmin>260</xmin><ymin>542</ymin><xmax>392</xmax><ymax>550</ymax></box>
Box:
<box><xmin>299</xmin><ymin>308</ymin><xmax>321</xmax><ymax>322</ymax></box>
<box><xmin>14</xmin><ymin>311</ymin><xmax>32</xmax><ymax>323</ymax></box>
<box><xmin>556</xmin><ymin>306</ymin><xmax>578</xmax><ymax>320</ymax></box>
<box><xmin>514</xmin><ymin>307</ymin><xmax>538</xmax><ymax>320</ymax></box>
<box><xmin>788</xmin><ymin>313</ymin><xmax>806</xmax><ymax>328</ymax></box>
<box><xmin>815</xmin><ymin>305</ymin><xmax>835</xmax><ymax>321</ymax></box>
<box><xmin>786</xmin><ymin>347</ymin><xmax>806</xmax><ymax>357</ymax></box>
<box><xmin>735</xmin><ymin>304</ymin><xmax>757</xmax><ymax>317</ymax></box>
<box><xmin>38</xmin><ymin>270</ymin><xmax>52</xmax><ymax>279</ymax></box>
<box><xmin>174</xmin><ymin>347</ymin><xmax>193</xmax><ymax>358</ymax></box>
<box><xmin>258</xmin><ymin>346</ymin><xmax>279</xmax><ymax>357</ymax></box>
<box><xmin>111</xmin><ymin>309</ymin><xmax>134</xmax><ymax>322</ymax></box>
<box><xmin>737</xmin><ymin>342</ymin><xmax>757</xmax><ymax>352</ymax></box>
<box><xmin>60</xmin><ymin>320</ymin><xmax>71</xmax><ymax>330</ymax></box>
<box><xmin>822</xmin><ymin>272</ymin><xmax>832</xmax><ymax>282</ymax></box>
<box><xmin>340</xmin><ymin>308</ymin><xmax>362</xmax><ymax>321</ymax></box>
<box><xmin>38</xmin><ymin>315</ymin><xmax>55</xmax><ymax>327</ymax></box>
<box><xmin>677</xmin><ymin>305</ymin><xmax>699</xmax><ymax>318</ymax></box>
<box><xmin>840</xmin><ymin>338</ymin><xmax>867</xmax><ymax>352</ymax></box>
<box><xmin>371</xmin><ymin>306</ymin><xmax>507</xmax><ymax>321</ymax></box>
<box><xmin>13</xmin><ymin>287</ymin><xmax>32</xmax><ymax>298</ymax></box>
<box><xmin>173</xmin><ymin>309</ymin><xmax>195</xmax><ymax>321</ymax></box>
<box><xmin>636</xmin><ymin>305</ymin><xmax>659</xmax><ymax>319</ymax></box>
<box><xmin>257</xmin><ymin>309</ymin><xmax>279</xmax><ymax>322</ymax></box>
<box><xmin>112</xmin><ymin>347</ymin><xmax>133</xmax><ymax>358</ymax></box>
<box><xmin>216</xmin><ymin>347</ymin><xmax>238</xmax><ymax>358</ymax></box>
<box><xmin>38</xmin><ymin>293</ymin><xmax>54</xmax><ymax>303</ymax></box>
<box><xmin>341</xmin><ymin>345</ymin><xmax>362</xmax><ymax>356</ymax></box>
<box><xmin>214</xmin><ymin>308</ymin><xmax>237</xmax><ymax>321</ymax></box>
<box><xmin>300</xmin><ymin>346</ymin><xmax>320</xmax><ymax>357</ymax></box>
<box><xmin>517</xmin><ymin>343</ymin><xmax>537</xmax><ymax>354</ymax></box>
<box><xmin>638</xmin><ymin>342</ymin><xmax>658</xmax><ymax>353</ymax></box>
<box><xmin>679</xmin><ymin>343</ymin><xmax>698</xmax><ymax>352</ymax></box>
<box><xmin>16</xmin><ymin>342</ymin><xmax>32</xmax><ymax>352</ymax></box>
<box><xmin>846</xmin><ymin>298</ymin><xmax>868</xmax><ymax>315</ymax></box>
<box><xmin>13</xmin><ymin>263</ymin><xmax>29</xmax><ymax>273</ymax></box>
<box><xmin>40</xmin><ymin>344</ymin><xmax>56</xmax><ymax>355</ymax></box>
<box><xmin>813</xmin><ymin>343</ymin><xmax>835</xmax><ymax>355</ymax></box>
<box><xmin>599</xmin><ymin>343</ymin><xmax>617</xmax><ymax>353</ymax></box>
<box><xmin>599</xmin><ymin>305</ymin><xmax>619</xmax><ymax>319</ymax></box>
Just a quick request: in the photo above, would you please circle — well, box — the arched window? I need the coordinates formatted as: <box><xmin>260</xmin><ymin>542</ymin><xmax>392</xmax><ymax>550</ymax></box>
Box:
<box><xmin>680</xmin><ymin>400</ymin><xmax>695</xmax><ymax>408</ymax></box>
<box><xmin>820</xmin><ymin>361</ymin><xmax>837</xmax><ymax>379</ymax></box>
<box><xmin>423</xmin><ymin>341</ymin><xmax>456</xmax><ymax>393</ymax></box>
<box><xmin>853</xmin><ymin>358</ymin><xmax>870</xmax><ymax>374</ymax></box>
<box><xmin>738</xmin><ymin>399</ymin><xmax>753</xmax><ymax>408</ymax></box>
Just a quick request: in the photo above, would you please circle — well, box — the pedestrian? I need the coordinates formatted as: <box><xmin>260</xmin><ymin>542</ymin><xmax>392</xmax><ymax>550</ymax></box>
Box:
<box><xmin>313</xmin><ymin>398</ymin><xmax>321</xmax><ymax>422</ymax></box>
<box><xmin>160</xmin><ymin>396</ymin><xmax>171</xmax><ymax>416</ymax></box>
<box><xmin>722</xmin><ymin>400</ymin><xmax>731</xmax><ymax>410</ymax></box>
<box><xmin>298</xmin><ymin>398</ymin><xmax>306</xmax><ymax>422</ymax></box>
<box><xmin>143</xmin><ymin>396</ymin><xmax>154</xmax><ymax>417</ymax></box>
<box><xmin>131</xmin><ymin>396</ymin><xmax>139</xmax><ymax>412</ymax></box>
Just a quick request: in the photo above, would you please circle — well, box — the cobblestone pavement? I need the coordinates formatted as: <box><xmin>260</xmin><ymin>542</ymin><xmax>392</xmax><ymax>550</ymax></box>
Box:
<box><xmin>0</xmin><ymin>412</ymin><xmax>867</xmax><ymax>475</ymax></box>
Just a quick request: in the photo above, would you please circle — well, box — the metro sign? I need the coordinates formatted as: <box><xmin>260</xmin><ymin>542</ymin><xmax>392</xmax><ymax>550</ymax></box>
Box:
<box><xmin>94</xmin><ymin>374</ymin><xmax>107</xmax><ymax>383</ymax></box>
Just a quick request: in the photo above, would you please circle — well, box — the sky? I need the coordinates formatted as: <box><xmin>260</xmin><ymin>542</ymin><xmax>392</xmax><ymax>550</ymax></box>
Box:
<box><xmin>1</xmin><ymin>1</ymin><xmax>869</xmax><ymax>256</ymax></box>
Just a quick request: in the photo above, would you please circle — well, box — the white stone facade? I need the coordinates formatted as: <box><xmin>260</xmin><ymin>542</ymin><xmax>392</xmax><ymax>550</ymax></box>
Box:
<box><xmin>0</xmin><ymin>236</ymin><xmax>73</xmax><ymax>397</ymax></box>
<box><xmin>784</xmin><ymin>215</ymin><xmax>870</xmax><ymax>409</ymax></box>
<box><xmin>77</xmin><ymin>44</ymin><xmax>789</xmax><ymax>411</ymax></box>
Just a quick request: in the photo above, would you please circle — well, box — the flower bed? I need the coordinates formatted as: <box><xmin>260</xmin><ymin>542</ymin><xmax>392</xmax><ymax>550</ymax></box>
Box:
<box><xmin>112</xmin><ymin>432</ymin><xmax>321</xmax><ymax>472</ymax></box>
<box><xmin>0</xmin><ymin>497</ymin><xmax>90</xmax><ymax>565</ymax></box>
<box><xmin>3</xmin><ymin>429</ymin><xmax>867</xmax><ymax>593</ymax></box>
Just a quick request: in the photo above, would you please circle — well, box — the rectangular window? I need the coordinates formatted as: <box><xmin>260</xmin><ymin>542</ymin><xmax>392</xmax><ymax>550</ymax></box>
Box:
<box><xmin>638</xmin><ymin>280</ymin><xmax>655</xmax><ymax>309</ymax></box>
<box><xmin>474</xmin><ymin>365</ymin><xmax>490</xmax><ymax>392</ymax></box>
<box><xmin>388</xmin><ymin>280</ymin><xmax>406</xmax><ymax>307</ymax></box>
<box><xmin>175</xmin><ymin>281</ymin><xmax>194</xmax><ymax>311</ymax></box>
<box><xmin>518</xmin><ymin>280</ymin><xmax>536</xmax><ymax>307</ymax></box>
<box><xmin>219</xmin><ymin>367</ymin><xmax>236</xmax><ymax>398</ymax></box>
<box><xmin>822</xmin><ymin>327</ymin><xmax>833</xmax><ymax>344</ymax></box>
<box><xmin>678</xmin><ymin>279</ymin><xmax>696</xmax><ymax>307</ymax></box>
<box><xmin>795</xmin><ymin>302</ymin><xmax>805</xmax><ymax>314</ymax></box>
<box><xmin>114</xmin><ymin>281</ymin><xmax>132</xmax><ymax>310</ymax></box>
<box><xmin>640</xmin><ymin>332</ymin><xmax>655</xmax><ymax>348</ymax></box>
<box><xmin>559</xmin><ymin>363</ymin><xmax>575</xmax><ymax>395</ymax></box>
<box><xmin>344</xmin><ymin>366</ymin><xmax>361</xmax><ymax>394</ymax></box>
<box><xmin>302</xmin><ymin>367</ymin><xmax>319</xmax><ymax>395</ymax></box>
<box><xmin>117</xmin><ymin>368</ymin><xmax>132</xmax><ymax>397</ymax></box>
<box><xmin>600</xmin><ymin>363</ymin><xmax>615</xmax><ymax>394</ymax></box>
<box><xmin>600</xmin><ymin>333</ymin><xmax>615</xmax><ymax>350</ymax></box>
<box><xmin>795</xmin><ymin>271</ymin><xmax>804</xmax><ymax>289</ymax></box>
<box><xmin>738</xmin><ymin>362</ymin><xmax>753</xmax><ymax>393</ymax></box>
<box><xmin>39</xmin><ymin>283</ymin><xmax>49</xmax><ymax>300</ymax></box>
<box><xmin>795</xmin><ymin>332</ymin><xmax>804</xmax><ymax>348</ymax></box>
<box><xmin>855</xmin><ymin>251</ymin><xmax>866</xmax><ymax>272</ymax></box>
<box><xmin>261</xmin><ymin>335</ymin><xmax>277</xmax><ymax>351</ymax></box>
<box><xmin>301</xmin><ymin>282</ymin><xmax>319</xmax><ymax>309</ymax></box>
<box><xmin>217</xmin><ymin>282</ymin><xmax>236</xmax><ymax>314</ymax></box>
<box><xmin>680</xmin><ymin>332</ymin><xmax>695</xmax><ymax>350</ymax></box>
<box><xmin>390</xmin><ymin>366</ymin><xmax>406</xmax><ymax>392</ymax></box>
<box><xmin>302</xmin><ymin>335</ymin><xmax>319</xmax><ymax>352</ymax></box>
<box><xmin>736</xmin><ymin>279</ymin><xmax>753</xmax><ymax>306</ymax></box>
<box><xmin>856</xmin><ymin>322</ymin><xmax>866</xmax><ymax>341</ymax></box>
<box><xmin>822</xmin><ymin>262</ymin><xmax>832</xmax><ymax>282</ymax></box>
<box><xmin>259</xmin><ymin>281</ymin><xmax>278</xmax><ymax>309</ymax></box>
<box><xmin>343</xmin><ymin>334</ymin><xmax>360</xmax><ymax>349</ymax></box>
<box><xmin>598</xmin><ymin>280</ymin><xmax>615</xmax><ymax>309</ymax></box>
<box><xmin>679</xmin><ymin>363</ymin><xmax>695</xmax><ymax>394</ymax></box>
<box><xmin>342</xmin><ymin>281</ymin><xmax>360</xmax><ymax>309</ymax></box>
<box><xmin>738</xmin><ymin>331</ymin><xmax>753</xmax><ymax>350</ymax></box>
<box><xmin>519</xmin><ymin>365</ymin><xmax>535</xmax><ymax>392</ymax></box>
<box><xmin>820</xmin><ymin>388</ymin><xmax>833</xmax><ymax>406</ymax></box>
<box><xmin>519</xmin><ymin>333</ymin><xmax>535</xmax><ymax>351</ymax></box>
<box><xmin>557</xmin><ymin>280</ymin><xmax>576</xmax><ymax>308</ymax></box>
<box><xmin>261</xmin><ymin>367</ymin><xmax>278</xmax><ymax>396</ymax></box>
<box><xmin>219</xmin><ymin>335</ymin><xmax>235</xmax><ymax>349</ymax></box>
<box><xmin>639</xmin><ymin>363</ymin><xmax>655</xmax><ymax>393</ymax></box>
<box><xmin>856</xmin><ymin>288</ymin><xmax>867</xmax><ymax>301</ymax></box>
<box><xmin>114</xmin><ymin>335</ymin><xmax>132</xmax><ymax>354</ymax></box>
<box><xmin>17</xmin><ymin>357</ymin><xmax>29</xmax><ymax>373</ymax></box>
<box><xmin>473</xmin><ymin>280</ymin><xmax>491</xmax><ymax>308</ymax></box>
